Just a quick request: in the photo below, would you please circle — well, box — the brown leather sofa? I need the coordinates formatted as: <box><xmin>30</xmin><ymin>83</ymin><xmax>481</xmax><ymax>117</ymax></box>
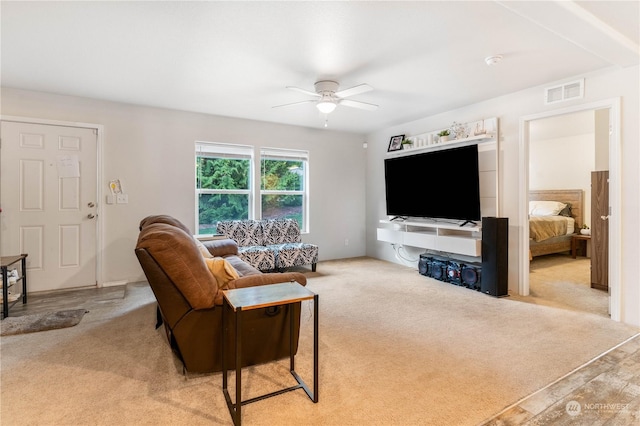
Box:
<box><xmin>135</xmin><ymin>215</ymin><xmax>308</xmax><ymax>374</ymax></box>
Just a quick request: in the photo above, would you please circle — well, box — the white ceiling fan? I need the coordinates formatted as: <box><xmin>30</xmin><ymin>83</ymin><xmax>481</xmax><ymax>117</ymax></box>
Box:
<box><xmin>273</xmin><ymin>80</ymin><xmax>379</xmax><ymax>114</ymax></box>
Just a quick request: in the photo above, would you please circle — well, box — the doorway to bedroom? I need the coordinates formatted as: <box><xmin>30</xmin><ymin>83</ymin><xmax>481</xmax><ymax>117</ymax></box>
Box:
<box><xmin>521</xmin><ymin>103</ymin><xmax>617</xmax><ymax>319</ymax></box>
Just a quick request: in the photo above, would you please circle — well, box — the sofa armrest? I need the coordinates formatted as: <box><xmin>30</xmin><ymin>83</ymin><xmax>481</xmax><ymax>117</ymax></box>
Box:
<box><xmin>202</xmin><ymin>238</ymin><xmax>239</xmax><ymax>257</ymax></box>
<box><xmin>214</xmin><ymin>272</ymin><xmax>307</xmax><ymax>305</ymax></box>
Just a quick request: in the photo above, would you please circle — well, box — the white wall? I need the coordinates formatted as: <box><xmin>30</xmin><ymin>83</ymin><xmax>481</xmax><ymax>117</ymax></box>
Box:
<box><xmin>365</xmin><ymin>65</ymin><xmax>640</xmax><ymax>327</ymax></box>
<box><xmin>529</xmin><ymin>133</ymin><xmax>594</xmax><ymax>227</ymax></box>
<box><xmin>1</xmin><ymin>87</ymin><xmax>368</xmax><ymax>285</ymax></box>
<box><xmin>595</xmin><ymin>109</ymin><xmax>610</xmax><ymax>171</ymax></box>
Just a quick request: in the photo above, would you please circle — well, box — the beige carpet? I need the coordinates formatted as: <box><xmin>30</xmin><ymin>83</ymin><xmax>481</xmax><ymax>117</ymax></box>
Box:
<box><xmin>512</xmin><ymin>253</ymin><xmax>608</xmax><ymax>317</ymax></box>
<box><xmin>1</xmin><ymin>257</ymin><xmax>637</xmax><ymax>425</ymax></box>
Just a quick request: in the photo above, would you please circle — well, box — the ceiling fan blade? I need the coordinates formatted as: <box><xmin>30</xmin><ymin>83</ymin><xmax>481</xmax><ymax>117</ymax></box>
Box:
<box><xmin>339</xmin><ymin>98</ymin><xmax>379</xmax><ymax>111</ymax></box>
<box><xmin>272</xmin><ymin>99</ymin><xmax>317</xmax><ymax>109</ymax></box>
<box><xmin>286</xmin><ymin>86</ymin><xmax>321</xmax><ymax>97</ymax></box>
<box><xmin>335</xmin><ymin>83</ymin><xmax>373</xmax><ymax>98</ymax></box>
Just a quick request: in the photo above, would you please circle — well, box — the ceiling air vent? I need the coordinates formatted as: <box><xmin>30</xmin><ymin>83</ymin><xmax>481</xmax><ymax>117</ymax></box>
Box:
<box><xmin>544</xmin><ymin>79</ymin><xmax>584</xmax><ymax>105</ymax></box>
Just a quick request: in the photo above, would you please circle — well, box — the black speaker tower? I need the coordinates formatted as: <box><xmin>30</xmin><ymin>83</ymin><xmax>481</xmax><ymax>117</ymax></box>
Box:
<box><xmin>481</xmin><ymin>217</ymin><xmax>509</xmax><ymax>297</ymax></box>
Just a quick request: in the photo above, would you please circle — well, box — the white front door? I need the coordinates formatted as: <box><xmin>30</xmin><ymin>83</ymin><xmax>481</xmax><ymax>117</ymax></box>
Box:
<box><xmin>0</xmin><ymin>121</ymin><xmax>98</xmax><ymax>292</ymax></box>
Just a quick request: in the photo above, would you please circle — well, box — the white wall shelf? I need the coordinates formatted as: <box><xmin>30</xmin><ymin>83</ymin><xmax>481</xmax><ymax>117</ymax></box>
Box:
<box><xmin>377</xmin><ymin>219</ymin><xmax>482</xmax><ymax>257</ymax></box>
<box><xmin>387</xmin><ymin>133</ymin><xmax>496</xmax><ymax>157</ymax></box>
<box><xmin>388</xmin><ymin>117</ymin><xmax>498</xmax><ymax>157</ymax></box>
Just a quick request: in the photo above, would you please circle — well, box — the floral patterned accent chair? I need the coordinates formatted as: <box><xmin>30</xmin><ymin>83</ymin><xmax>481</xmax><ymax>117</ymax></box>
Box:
<box><xmin>262</xmin><ymin>219</ymin><xmax>318</xmax><ymax>272</ymax></box>
<box><xmin>215</xmin><ymin>220</ymin><xmax>277</xmax><ymax>271</ymax></box>
<box><xmin>216</xmin><ymin>219</ymin><xmax>318</xmax><ymax>272</ymax></box>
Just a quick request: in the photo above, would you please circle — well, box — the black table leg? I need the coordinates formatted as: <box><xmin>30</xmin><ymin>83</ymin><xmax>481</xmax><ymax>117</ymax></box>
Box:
<box><xmin>21</xmin><ymin>256</ymin><xmax>27</xmax><ymax>304</ymax></box>
<box><xmin>314</xmin><ymin>294</ymin><xmax>319</xmax><ymax>402</ymax></box>
<box><xmin>235</xmin><ymin>307</ymin><xmax>242</xmax><ymax>426</ymax></box>
<box><xmin>1</xmin><ymin>266</ymin><xmax>8</xmax><ymax>319</ymax></box>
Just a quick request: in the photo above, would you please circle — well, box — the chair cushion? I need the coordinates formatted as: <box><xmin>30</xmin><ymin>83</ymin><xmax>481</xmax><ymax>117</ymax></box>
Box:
<box><xmin>217</xmin><ymin>220</ymin><xmax>264</xmax><ymax>246</ymax></box>
<box><xmin>137</xmin><ymin>223</ymin><xmax>217</xmax><ymax>309</ymax></box>
<box><xmin>262</xmin><ymin>219</ymin><xmax>302</xmax><ymax>245</ymax></box>
<box><xmin>202</xmin><ymin>238</ymin><xmax>239</xmax><ymax>257</ymax></box>
<box><xmin>223</xmin><ymin>254</ymin><xmax>261</xmax><ymax>277</ymax></box>
<box><xmin>268</xmin><ymin>243</ymin><xmax>319</xmax><ymax>268</ymax></box>
<box><xmin>238</xmin><ymin>246</ymin><xmax>277</xmax><ymax>271</ymax></box>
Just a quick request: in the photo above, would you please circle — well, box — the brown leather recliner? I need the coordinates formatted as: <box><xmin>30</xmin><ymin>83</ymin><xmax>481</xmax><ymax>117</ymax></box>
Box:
<box><xmin>135</xmin><ymin>215</ymin><xmax>308</xmax><ymax>374</ymax></box>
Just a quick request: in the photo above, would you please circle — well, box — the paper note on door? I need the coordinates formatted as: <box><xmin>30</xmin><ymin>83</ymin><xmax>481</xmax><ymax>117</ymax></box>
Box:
<box><xmin>57</xmin><ymin>155</ymin><xmax>80</xmax><ymax>178</ymax></box>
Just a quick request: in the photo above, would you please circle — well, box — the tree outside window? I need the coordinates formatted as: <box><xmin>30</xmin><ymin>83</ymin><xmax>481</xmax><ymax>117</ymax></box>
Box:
<box><xmin>196</xmin><ymin>144</ymin><xmax>252</xmax><ymax>234</ymax></box>
<box><xmin>195</xmin><ymin>143</ymin><xmax>308</xmax><ymax>235</ymax></box>
<box><xmin>260</xmin><ymin>148</ymin><xmax>308</xmax><ymax>231</ymax></box>
<box><xmin>261</xmin><ymin>158</ymin><xmax>304</xmax><ymax>226</ymax></box>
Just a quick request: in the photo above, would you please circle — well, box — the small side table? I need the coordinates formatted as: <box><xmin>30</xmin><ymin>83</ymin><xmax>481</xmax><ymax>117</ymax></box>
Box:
<box><xmin>1</xmin><ymin>254</ymin><xmax>28</xmax><ymax>319</ymax></box>
<box><xmin>571</xmin><ymin>234</ymin><xmax>591</xmax><ymax>259</ymax></box>
<box><xmin>222</xmin><ymin>282</ymin><xmax>318</xmax><ymax>426</ymax></box>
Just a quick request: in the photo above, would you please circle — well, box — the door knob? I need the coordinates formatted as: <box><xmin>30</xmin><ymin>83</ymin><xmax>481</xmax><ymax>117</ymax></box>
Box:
<box><xmin>88</xmin><ymin>202</ymin><xmax>96</xmax><ymax>208</ymax></box>
<box><xmin>87</xmin><ymin>213</ymin><xmax>96</xmax><ymax>219</ymax></box>
<box><xmin>600</xmin><ymin>215</ymin><xmax>610</xmax><ymax>220</ymax></box>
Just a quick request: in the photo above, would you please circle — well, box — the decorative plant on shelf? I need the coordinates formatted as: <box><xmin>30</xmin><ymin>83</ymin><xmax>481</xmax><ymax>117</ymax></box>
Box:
<box><xmin>401</xmin><ymin>138</ymin><xmax>413</xmax><ymax>146</ymax></box>
<box><xmin>437</xmin><ymin>129</ymin><xmax>450</xmax><ymax>142</ymax></box>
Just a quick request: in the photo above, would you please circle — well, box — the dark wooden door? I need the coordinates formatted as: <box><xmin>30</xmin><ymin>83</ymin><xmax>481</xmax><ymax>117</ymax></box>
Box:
<box><xmin>591</xmin><ymin>170</ymin><xmax>609</xmax><ymax>290</ymax></box>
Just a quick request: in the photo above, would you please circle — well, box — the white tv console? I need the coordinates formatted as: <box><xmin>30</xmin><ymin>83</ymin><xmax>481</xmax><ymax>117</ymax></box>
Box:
<box><xmin>377</xmin><ymin>219</ymin><xmax>482</xmax><ymax>257</ymax></box>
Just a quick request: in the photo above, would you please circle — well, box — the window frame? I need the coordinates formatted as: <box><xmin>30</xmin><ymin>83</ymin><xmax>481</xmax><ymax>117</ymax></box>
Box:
<box><xmin>195</xmin><ymin>143</ymin><xmax>310</xmax><ymax>235</ymax></box>
<box><xmin>259</xmin><ymin>147</ymin><xmax>310</xmax><ymax>233</ymax></box>
<box><xmin>195</xmin><ymin>142</ymin><xmax>254</xmax><ymax>234</ymax></box>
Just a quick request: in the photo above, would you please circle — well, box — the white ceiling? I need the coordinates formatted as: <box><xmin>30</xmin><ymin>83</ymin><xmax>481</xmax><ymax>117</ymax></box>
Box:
<box><xmin>1</xmin><ymin>1</ymin><xmax>638</xmax><ymax>135</ymax></box>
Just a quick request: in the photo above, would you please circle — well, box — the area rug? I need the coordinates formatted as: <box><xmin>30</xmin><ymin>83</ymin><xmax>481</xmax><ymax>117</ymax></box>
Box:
<box><xmin>0</xmin><ymin>309</ymin><xmax>88</xmax><ymax>336</ymax></box>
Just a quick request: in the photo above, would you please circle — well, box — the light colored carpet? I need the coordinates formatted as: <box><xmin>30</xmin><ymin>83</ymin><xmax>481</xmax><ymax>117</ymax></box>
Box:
<box><xmin>512</xmin><ymin>253</ymin><xmax>608</xmax><ymax>317</ymax></box>
<box><xmin>0</xmin><ymin>309</ymin><xmax>88</xmax><ymax>336</ymax></box>
<box><xmin>1</xmin><ymin>257</ymin><xmax>637</xmax><ymax>425</ymax></box>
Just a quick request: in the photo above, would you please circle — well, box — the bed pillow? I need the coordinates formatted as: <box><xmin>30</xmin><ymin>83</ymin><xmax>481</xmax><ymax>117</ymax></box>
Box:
<box><xmin>529</xmin><ymin>200</ymin><xmax>567</xmax><ymax>216</ymax></box>
<box><xmin>558</xmin><ymin>202</ymin><xmax>572</xmax><ymax>217</ymax></box>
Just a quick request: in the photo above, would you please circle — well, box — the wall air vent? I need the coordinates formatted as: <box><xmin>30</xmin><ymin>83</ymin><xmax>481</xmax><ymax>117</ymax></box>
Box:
<box><xmin>544</xmin><ymin>79</ymin><xmax>584</xmax><ymax>105</ymax></box>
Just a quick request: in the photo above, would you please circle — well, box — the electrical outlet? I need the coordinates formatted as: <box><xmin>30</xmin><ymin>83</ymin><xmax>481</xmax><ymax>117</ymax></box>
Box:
<box><xmin>116</xmin><ymin>194</ymin><xmax>128</xmax><ymax>204</ymax></box>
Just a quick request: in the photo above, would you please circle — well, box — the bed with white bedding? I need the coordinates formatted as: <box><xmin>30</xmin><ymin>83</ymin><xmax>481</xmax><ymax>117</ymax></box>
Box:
<box><xmin>529</xmin><ymin>189</ymin><xmax>584</xmax><ymax>258</ymax></box>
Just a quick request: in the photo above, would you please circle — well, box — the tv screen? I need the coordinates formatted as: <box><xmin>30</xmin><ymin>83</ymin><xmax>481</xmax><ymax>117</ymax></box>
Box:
<box><xmin>384</xmin><ymin>144</ymin><xmax>481</xmax><ymax>222</ymax></box>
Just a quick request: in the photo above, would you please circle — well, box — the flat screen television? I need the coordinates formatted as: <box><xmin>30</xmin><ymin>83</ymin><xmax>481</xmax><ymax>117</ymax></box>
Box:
<box><xmin>384</xmin><ymin>144</ymin><xmax>481</xmax><ymax>223</ymax></box>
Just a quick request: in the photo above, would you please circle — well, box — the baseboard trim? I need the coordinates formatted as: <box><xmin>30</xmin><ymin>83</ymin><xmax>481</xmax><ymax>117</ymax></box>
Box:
<box><xmin>101</xmin><ymin>280</ymin><xmax>128</xmax><ymax>288</ymax></box>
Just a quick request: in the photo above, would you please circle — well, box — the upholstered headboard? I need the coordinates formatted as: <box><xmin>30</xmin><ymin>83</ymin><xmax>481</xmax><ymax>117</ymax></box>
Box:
<box><xmin>529</xmin><ymin>189</ymin><xmax>584</xmax><ymax>229</ymax></box>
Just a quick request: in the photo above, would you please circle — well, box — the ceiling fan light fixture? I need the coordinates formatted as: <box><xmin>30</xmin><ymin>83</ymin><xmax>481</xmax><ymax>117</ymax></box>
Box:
<box><xmin>317</xmin><ymin>100</ymin><xmax>337</xmax><ymax>114</ymax></box>
<box><xmin>275</xmin><ymin>80</ymin><xmax>377</xmax><ymax>118</ymax></box>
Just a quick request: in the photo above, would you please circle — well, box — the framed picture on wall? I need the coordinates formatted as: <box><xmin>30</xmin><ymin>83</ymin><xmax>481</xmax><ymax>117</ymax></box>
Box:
<box><xmin>388</xmin><ymin>135</ymin><xmax>404</xmax><ymax>152</ymax></box>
